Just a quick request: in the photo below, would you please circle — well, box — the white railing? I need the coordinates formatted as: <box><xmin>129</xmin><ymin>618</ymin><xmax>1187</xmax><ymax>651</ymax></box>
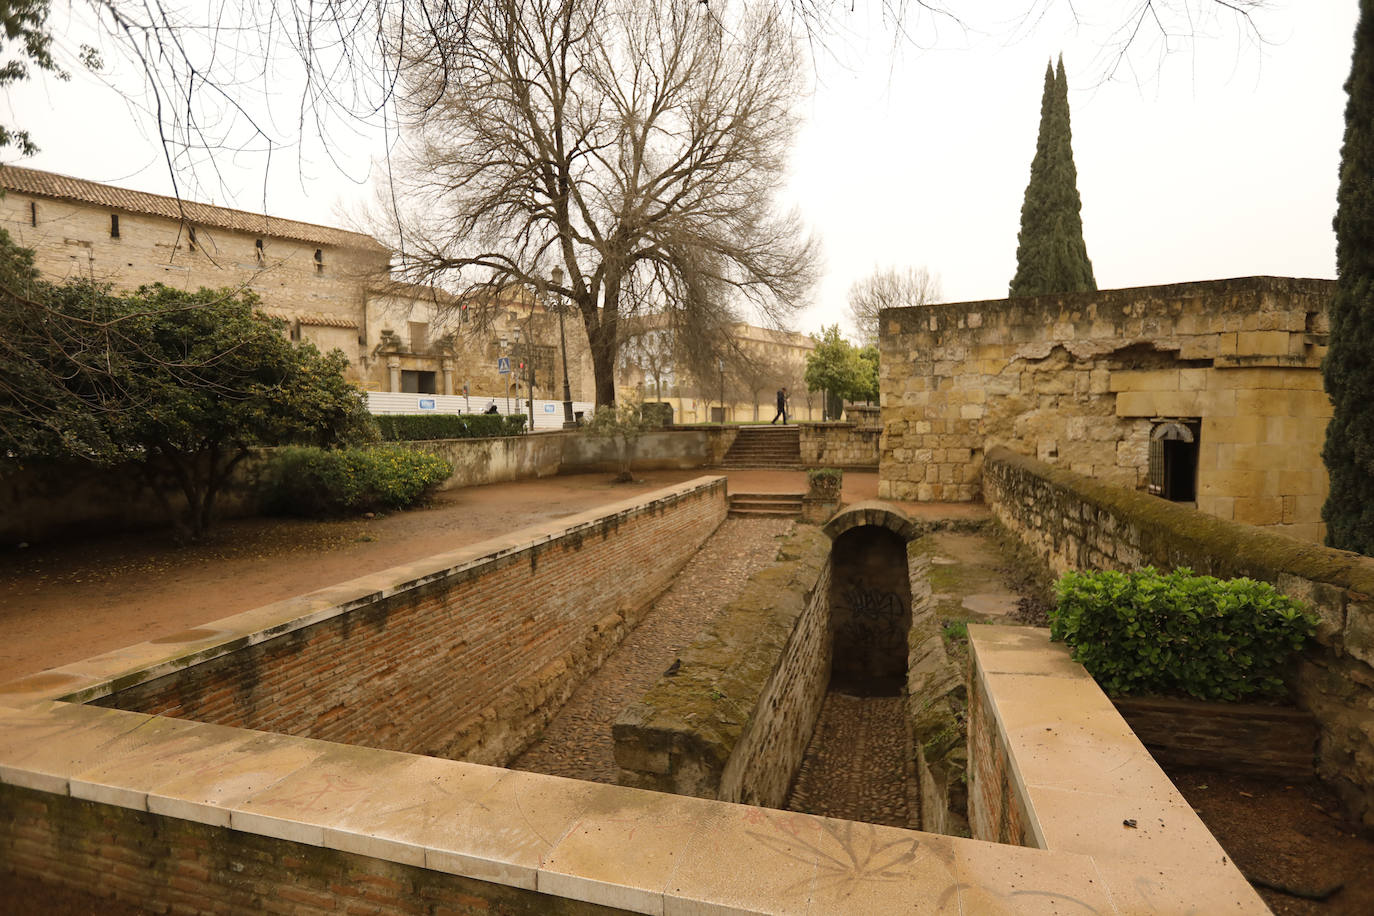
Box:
<box><xmin>366</xmin><ymin>391</ymin><xmax>594</xmax><ymax>430</ymax></box>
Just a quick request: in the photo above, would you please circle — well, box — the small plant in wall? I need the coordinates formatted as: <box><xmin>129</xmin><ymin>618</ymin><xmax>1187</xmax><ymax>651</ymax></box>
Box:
<box><xmin>586</xmin><ymin>396</ymin><xmax>649</xmax><ymax>483</ymax></box>
<box><xmin>1051</xmin><ymin>567</ymin><xmax>1317</xmax><ymax>702</ymax></box>
<box><xmin>806</xmin><ymin>467</ymin><xmax>843</xmax><ymax>499</ymax></box>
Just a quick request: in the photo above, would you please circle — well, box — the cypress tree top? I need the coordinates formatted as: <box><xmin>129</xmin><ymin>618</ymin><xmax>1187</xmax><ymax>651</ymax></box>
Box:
<box><xmin>1009</xmin><ymin>56</ymin><xmax>1097</xmax><ymax>298</ymax></box>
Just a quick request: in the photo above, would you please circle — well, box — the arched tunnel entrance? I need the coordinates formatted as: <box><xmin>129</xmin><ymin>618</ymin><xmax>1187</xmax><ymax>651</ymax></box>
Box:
<box><xmin>785</xmin><ymin>502</ymin><xmax>922</xmax><ymax>827</ymax></box>
<box><xmin>829</xmin><ymin>525</ymin><xmax>913</xmax><ymax>696</ymax></box>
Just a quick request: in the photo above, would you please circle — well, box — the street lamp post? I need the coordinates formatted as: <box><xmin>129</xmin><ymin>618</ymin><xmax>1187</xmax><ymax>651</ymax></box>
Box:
<box><xmin>718</xmin><ymin>358</ymin><xmax>725</xmax><ymax>426</ymax></box>
<box><xmin>551</xmin><ymin>266</ymin><xmax>577</xmax><ymax>429</ymax></box>
<box><xmin>500</xmin><ymin>336</ymin><xmax>511</xmax><ymax>415</ymax></box>
<box><xmin>512</xmin><ymin>328</ymin><xmax>523</xmax><ymax>430</ymax></box>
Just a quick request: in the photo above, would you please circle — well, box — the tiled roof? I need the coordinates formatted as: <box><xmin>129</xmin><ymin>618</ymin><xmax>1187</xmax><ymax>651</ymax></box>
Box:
<box><xmin>261</xmin><ymin>309</ymin><xmax>359</xmax><ymax>329</ymax></box>
<box><xmin>0</xmin><ymin>165</ymin><xmax>388</xmax><ymax>252</ymax></box>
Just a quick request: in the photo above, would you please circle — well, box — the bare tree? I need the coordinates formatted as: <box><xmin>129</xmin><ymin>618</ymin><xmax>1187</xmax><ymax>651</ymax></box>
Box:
<box><xmin>846</xmin><ymin>265</ymin><xmax>942</xmax><ymax>345</ymax></box>
<box><xmin>373</xmin><ymin>0</ymin><xmax>817</xmax><ymax>407</ymax></box>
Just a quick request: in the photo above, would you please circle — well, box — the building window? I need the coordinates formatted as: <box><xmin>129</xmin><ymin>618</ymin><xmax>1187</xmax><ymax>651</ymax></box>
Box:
<box><xmin>1148</xmin><ymin>420</ymin><xmax>1200</xmax><ymax>503</ymax></box>
<box><xmin>408</xmin><ymin>321</ymin><xmax>429</xmax><ymax>353</ymax></box>
<box><xmin>187</xmin><ymin>226</ymin><xmax>197</xmax><ymax>252</ymax></box>
<box><xmin>110</xmin><ymin>214</ymin><xmax>120</xmax><ymax>238</ymax></box>
<box><xmin>314</xmin><ymin>248</ymin><xmax>324</xmax><ymax>274</ymax></box>
<box><xmin>29</xmin><ymin>201</ymin><xmax>36</xmax><ymax>226</ymax></box>
<box><xmin>400</xmin><ymin>370</ymin><xmax>437</xmax><ymax>394</ymax></box>
<box><xmin>255</xmin><ymin>239</ymin><xmax>264</xmax><ymax>262</ymax></box>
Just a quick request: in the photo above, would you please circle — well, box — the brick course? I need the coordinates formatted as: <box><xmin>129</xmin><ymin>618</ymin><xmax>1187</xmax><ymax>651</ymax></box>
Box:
<box><xmin>94</xmin><ymin>479</ymin><xmax>727</xmax><ymax>767</ymax></box>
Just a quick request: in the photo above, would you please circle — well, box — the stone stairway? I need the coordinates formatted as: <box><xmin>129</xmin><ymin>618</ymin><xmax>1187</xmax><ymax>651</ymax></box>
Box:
<box><xmin>728</xmin><ymin>492</ymin><xmax>804</xmax><ymax>519</ymax></box>
<box><xmin>721</xmin><ymin>425</ymin><xmax>802</xmax><ymax>469</ymax></box>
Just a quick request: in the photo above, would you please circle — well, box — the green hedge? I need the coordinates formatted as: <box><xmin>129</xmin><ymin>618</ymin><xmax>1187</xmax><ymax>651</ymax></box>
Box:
<box><xmin>259</xmin><ymin>446</ymin><xmax>454</xmax><ymax>517</ymax></box>
<box><xmin>373</xmin><ymin>413</ymin><xmax>527</xmax><ymax>441</ymax></box>
<box><xmin>1051</xmin><ymin>567</ymin><xmax>1317</xmax><ymax>701</ymax></box>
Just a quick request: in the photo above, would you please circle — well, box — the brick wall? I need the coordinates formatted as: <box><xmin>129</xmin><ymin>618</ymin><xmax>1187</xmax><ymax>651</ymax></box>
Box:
<box><xmin>984</xmin><ymin>446</ymin><xmax>1374</xmax><ymax>827</ymax></box>
<box><xmin>1113</xmin><ymin>696</ymin><xmax>1319</xmax><ymax>781</ymax></box>
<box><xmin>966</xmin><ymin>665</ymin><xmax>1033</xmax><ymax>847</ymax></box>
<box><xmin>0</xmin><ymin>784</ymin><xmax>624</xmax><ymax>916</ymax></box>
<box><xmin>614</xmin><ymin>527</ymin><xmax>832</xmax><ymax>806</ymax></box>
<box><xmin>94</xmin><ymin>479</ymin><xmax>727</xmax><ymax>767</ymax></box>
<box><xmin>878</xmin><ymin>277</ymin><xmax>1335</xmax><ymax>541</ymax></box>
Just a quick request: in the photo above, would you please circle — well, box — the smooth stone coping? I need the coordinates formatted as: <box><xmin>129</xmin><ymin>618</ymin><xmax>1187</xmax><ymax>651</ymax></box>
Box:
<box><xmin>969</xmin><ymin>624</ymin><xmax>1271</xmax><ymax>915</ymax></box>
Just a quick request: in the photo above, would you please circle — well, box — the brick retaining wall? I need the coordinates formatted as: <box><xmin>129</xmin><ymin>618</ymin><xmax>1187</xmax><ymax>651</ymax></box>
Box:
<box><xmin>984</xmin><ymin>445</ymin><xmax>1374</xmax><ymax>826</ymax></box>
<box><xmin>93</xmin><ymin>478</ymin><xmax>727</xmax><ymax>766</ymax></box>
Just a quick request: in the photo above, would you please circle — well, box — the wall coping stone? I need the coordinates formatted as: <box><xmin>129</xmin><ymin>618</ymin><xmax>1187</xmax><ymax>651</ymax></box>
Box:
<box><xmin>968</xmin><ymin>623</ymin><xmax>1269</xmax><ymax>914</ymax></box>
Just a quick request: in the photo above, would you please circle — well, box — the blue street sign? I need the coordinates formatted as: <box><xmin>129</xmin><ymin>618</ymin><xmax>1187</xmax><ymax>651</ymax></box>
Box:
<box><xmin>544</xmin><ymin>403</ymin><xmax>556</xmax><ymax>413</ymax></box>
<box><xmin>418</xmin><ymin>398</ymin><xmax>436</xmax><ymax>410</ymax></box>
<box><xmin>497</xmin><ymin>356</ymin><xmax>511</xmax><ymax>374</ymax></box>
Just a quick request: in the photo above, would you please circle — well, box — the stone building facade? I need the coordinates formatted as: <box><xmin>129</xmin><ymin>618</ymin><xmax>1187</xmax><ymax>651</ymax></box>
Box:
<box><xmin>1</xmin><ymin>165</ymin><xmax>806</xmax><ymax>415</ymax></box>
<box><xmin>878</xmin><ymin>277</ymin><xmax>1336</xmax><ymax>542</ymax></box>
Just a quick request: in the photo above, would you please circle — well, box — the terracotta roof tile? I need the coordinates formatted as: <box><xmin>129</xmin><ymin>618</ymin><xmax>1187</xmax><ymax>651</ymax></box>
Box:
<box><xmin>0</xmin><ymin>165</ymin><xmax>388</xmax><ymax>253</ymax></box>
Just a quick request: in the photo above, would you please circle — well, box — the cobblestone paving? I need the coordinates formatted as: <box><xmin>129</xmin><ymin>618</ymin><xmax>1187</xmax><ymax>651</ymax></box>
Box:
<box><xmin>509</xmin><ymin>516</ymin><xmax>795</xmax><ymax>783</ymax></box>
<box><xmin>786</xmin><ymin>691</ymin><xmax>917</xmax><ymax>828</ymax></box>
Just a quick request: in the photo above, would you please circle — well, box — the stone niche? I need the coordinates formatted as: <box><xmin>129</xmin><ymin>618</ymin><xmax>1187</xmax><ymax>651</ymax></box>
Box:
<box><xmin>828</xmin><ymin>525</ymin><xmax>913</xmax><ymax>695</ymax></box>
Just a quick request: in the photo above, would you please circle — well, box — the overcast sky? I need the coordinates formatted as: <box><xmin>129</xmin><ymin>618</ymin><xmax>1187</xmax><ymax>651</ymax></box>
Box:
<box><xmin>3</xmin><ymin>2</ymin><xmax>1358</xmax><ymax>337</ymax></box>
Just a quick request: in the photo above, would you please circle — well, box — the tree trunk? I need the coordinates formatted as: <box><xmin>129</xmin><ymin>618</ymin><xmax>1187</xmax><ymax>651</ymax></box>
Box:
<box><xmin>581</xmin><ymin>280</ymin><xmax>621</xmax><ymax>408</ymax></box>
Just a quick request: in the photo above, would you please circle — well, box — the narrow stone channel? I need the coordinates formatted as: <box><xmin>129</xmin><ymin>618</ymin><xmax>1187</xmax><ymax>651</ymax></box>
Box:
<box><xmin>784</xmin><ymin>690</ymin><xmax>919</xmax><ymax>828</ymax></box>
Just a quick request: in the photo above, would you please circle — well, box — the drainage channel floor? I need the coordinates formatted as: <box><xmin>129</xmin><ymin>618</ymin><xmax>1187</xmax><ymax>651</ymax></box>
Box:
<box><xmin>510</xmin><ymin>516</ymin><xmax>796</xmax><ymax>782</ymax></box>
<box><xmin>785</xmin><ymin>691</ymin><xmax>917</xmax><ymax>828</ymax></box>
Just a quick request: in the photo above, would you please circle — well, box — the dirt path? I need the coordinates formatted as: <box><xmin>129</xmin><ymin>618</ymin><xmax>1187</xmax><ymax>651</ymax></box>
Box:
<box><xmin>0</xmin><ymin>470</ymin><xmax>879</xmax><ymax>682</ymax></box>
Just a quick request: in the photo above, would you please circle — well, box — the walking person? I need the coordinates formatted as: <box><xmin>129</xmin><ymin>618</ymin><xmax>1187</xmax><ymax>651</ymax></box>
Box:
<box><xmin>771</xmin><ymin>386</ymin><xmax>789</xmax><ymax>424</ymax></box>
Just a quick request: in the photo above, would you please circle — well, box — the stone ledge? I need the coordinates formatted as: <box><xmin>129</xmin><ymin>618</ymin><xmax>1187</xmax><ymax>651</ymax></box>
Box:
<box><xmin>968</xmin><ymin>624</ymin><xmax>1269</xmax><ymax>914</ymax></box>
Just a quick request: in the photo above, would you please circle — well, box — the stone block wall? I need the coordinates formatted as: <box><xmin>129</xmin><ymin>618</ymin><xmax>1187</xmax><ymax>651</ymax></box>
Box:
<box><xmin>94</xmin><ymin>478</ymin><xmax>727</xmax><ymax>767</ymax></box>
<box><xmin>878</xmin><ymin>277</ymin><xmax>1334</xmax><ymax>541</ymax></box>
<box><xmin>983</xmin><ymin>446</ymin><xmax>1374</xmax><ymax>826</ymax></box>
<box><xmin>799</xmin><ymin>423</ymin><xmax>880</xmax><ymax>468</ymax></box>
<box><xmin>614</xmin><ymin>527</ymin><xmax>832</xmax><ymax>807</ymax></box>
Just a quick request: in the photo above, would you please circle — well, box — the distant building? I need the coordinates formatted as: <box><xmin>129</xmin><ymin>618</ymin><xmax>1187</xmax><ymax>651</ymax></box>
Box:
<box><xmin>0</xmin><ymin>164</ymin><xmax>816</xmax><ymax>420</ymax></box>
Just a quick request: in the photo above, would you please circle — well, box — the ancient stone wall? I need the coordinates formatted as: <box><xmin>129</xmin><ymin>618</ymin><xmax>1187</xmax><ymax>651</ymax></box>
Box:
<box><xmin>984</xmin><ymin>446</ymin><xmax>1374</xmax><ymax>826</ymax></box>
<box><xmin>613</xmin><ymin>527</ymin><xmax>832</xmax><ymax>807</ymax></box>
<box><xmin>94</xmin><ymin>478</ymin><xmax>727</xmax><ymax>767</ymax></box>
<box><xmin>879</xmin><ymin>277</ymin><xmax>1335</xmax><ymax>541</ymax></box>
<box><xmin>798</xmin><ymin>423</ymin><xmax>880</xmax><ymax>469</ymax></box>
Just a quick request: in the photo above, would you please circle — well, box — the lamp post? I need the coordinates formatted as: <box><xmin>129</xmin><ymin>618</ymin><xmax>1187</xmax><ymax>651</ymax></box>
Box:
<box><xmin>512</xmin><ymin>327</ymin><xmax>523</xmax><ymax>429</ymax></box>
<box><xmin>718</xmin><ymin>357</ymin><xmax>725</xmax><ymax>426</ymax></box>
<box><xmin>500</xmin><ymin>335</ymin><xmax>511</xmax><ymax>415</ymax></box>
<box><xmin>551</xmin><ymin>266</ymin><xmax>577</xmax><ymax>429</ymax></box>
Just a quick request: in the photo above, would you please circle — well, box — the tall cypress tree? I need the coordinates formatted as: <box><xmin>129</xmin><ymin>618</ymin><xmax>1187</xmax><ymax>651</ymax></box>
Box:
<box><xmin>1323</xmin><ymin>1</ymin><xmax>1374</xmax><ymax>553</ymax></box>
<box><xmin>1009</xmin><ymin>57</ymin><xmax>1097</xmax><ymax>298</ymax></box>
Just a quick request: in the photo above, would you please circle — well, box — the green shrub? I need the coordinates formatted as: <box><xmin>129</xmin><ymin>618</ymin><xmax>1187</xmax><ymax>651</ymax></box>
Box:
<box><xmin>260</xmin><ymin>446</ymin><xmax>453</xmax><ymax>516</ymax></box>
<box><xmin>374</xmin><ymin>413</ymin><xmax>527</xmax><ymax>441</ymax></box>
<box><xmin>641</xmin><ymin>402</ymin><xmax>673</xmax><ymax>427</ymax></box>
<box><xmin>1051</xmin><ymin>567</ymin><xmax>1317</xmax><ymax>701</ymax></box>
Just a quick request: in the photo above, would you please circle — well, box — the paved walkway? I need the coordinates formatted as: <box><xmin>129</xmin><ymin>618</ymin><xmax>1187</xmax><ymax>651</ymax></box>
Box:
<box><xmin>509</xmin><ymin>516</ymin><xmax>795</xmax><ymax>781</ymax></box>
<box><xmin>785</xmin><ymin>692</ymin><xmax>916</xmax><ymax>828</ymax></box>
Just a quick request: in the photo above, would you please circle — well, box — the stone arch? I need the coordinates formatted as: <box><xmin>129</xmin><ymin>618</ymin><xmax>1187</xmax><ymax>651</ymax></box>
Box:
<box><xmin>823</xmin><ymin>501</ymin><xmax>918</xmax><ymax>696</ymax></box>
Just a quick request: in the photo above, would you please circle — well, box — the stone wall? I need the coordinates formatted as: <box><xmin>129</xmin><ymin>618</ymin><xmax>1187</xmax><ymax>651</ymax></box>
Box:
<box><xmin>966</xmin><ymin>655</ymin><xmax>1033</xmax><ymax>847</ymax></box>
<box><xmin>614</xmin><ymin>527</ymin><xmax>832</xmax><ymax>807</ymax></box>
<box><xmin>905</xmin><ymin>546</ymin><xmax>969</xmax><ymax>837</ymax></box>
<box><xmin>984</xmin><ymin>446</ymin><xmax>1374</xmax><ymax>826</ymax></box>
<box><xmin>879</xmin><ymin>277</ymin><xmax>1335</xmax><ymax>541</ymax></box>
<box><xmin>799</xmin><ymin>423</ymin><xmax>880</xmax><ymax>469</ymax></box>
<box><xmin>93</xmin><ymin>478</ymin><xmax>727</xmax><ymax>767</ymax></box>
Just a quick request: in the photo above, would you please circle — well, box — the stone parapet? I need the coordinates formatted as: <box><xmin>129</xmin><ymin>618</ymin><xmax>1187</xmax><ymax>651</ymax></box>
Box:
<box><xmin>968</xmin><ymin>624</ymin><xmax>1269</xmax><ymax>913</ymax></box>
<box><xmin>799</xmin><ymin>422</ymin><xmax>880</xmax><ymax>468</ymax></box>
